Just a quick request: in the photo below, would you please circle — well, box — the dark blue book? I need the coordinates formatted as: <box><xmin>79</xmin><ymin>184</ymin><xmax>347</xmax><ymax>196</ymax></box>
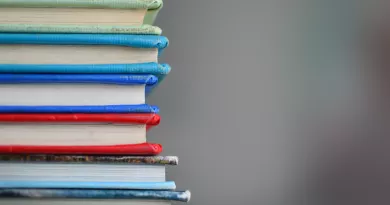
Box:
<box><xmin>0</xmin><ymin>74</ymin><xmax>156</xmax><ymax>106</ymax></box>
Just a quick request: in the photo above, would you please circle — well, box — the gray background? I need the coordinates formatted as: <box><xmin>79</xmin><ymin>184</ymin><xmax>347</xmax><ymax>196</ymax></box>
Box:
<box><xmin>148</xmin><ymin>1</ymin><xmax>386</xmax><ymax>205</ymax></box>
<box><xmin>149</xmin><ymin>0</ymin><xmax>304</xmax><ymax>204</ymax></box>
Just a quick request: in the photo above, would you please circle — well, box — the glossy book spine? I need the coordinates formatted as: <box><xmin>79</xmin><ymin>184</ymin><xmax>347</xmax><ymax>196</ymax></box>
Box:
<box><xmin>0</xmin><ymin>143</ymin><xmax>163</xmax><ymax>155</ymax></box>
<box><xmin>0</xmin><ymin>189</ymin><xmax>190</xmax><ymax>202</ymax></box>
<box><xmin>0</xmin><ymin>113</ymin><xmax>160</xmax><ymax>124</ymax></box>
<box><xmin>0</xmin><ymin>63</ymin><xmax>171</xmax><ymax>75</ymax></box>
<box><xmin>0</xmin><ymin>105</ymin><xmax>159</xmax><ymax>113</ymax></box>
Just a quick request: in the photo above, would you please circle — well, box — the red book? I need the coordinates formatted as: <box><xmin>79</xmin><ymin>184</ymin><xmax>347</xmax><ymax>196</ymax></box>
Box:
<box><xmin>0</xmin><ymin>113</ymin><xmax>162</xmax><ymax>155</ymax></box>
<box><xmin>0</xmin><ymin>143</ymin><xmax>163</xmax><ymax>155</ymax></box>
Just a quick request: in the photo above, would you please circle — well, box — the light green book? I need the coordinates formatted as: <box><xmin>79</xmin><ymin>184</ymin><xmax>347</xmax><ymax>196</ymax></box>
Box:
<box><xmin>0</xmin><ymin>0</ymin><xmax>163</xmax><ymax>34</ymax></box>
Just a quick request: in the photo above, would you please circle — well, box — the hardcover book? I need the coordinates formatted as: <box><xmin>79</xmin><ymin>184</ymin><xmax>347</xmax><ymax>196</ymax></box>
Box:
<box><xmin>0</xmin><ymin>34</ymin><xmax>168</xmax><ymax>64</ymax></box>
<box><xmin>0</xmin><ymin>113</ymin><xmax>162</xmax><ymax>154</ymax></box>
<box><xmin>0</xmin><ymin>74</ymin><xmax>157</xmax><ymax>105</ymax></box>
<box><xmin>0</xmin><ymin>189</ymin><xmax>190</xmax><ymax>204</ymax></box>
<box><xmin>0</xmin><ymin>156</ymin><xmax>178</xmax><ymax>189</ymax></box>
<box><xmin>0</xmin><ymin>0</ymin><xmax>163</xmax><ymax>34</ymax></box>
<box><xmin>0</xmin><ymin>104</ymin><xmax>160</xmax><ymax>113</ymax></box>
<box><xmin>0</xmin><ymin>63</ymin><xmax>171</xmax><ymax>81</ymax></box>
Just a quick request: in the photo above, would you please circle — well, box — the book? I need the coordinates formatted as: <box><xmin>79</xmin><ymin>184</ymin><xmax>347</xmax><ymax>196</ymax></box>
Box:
<box><xmin>0</xmin><ymin>143</ymin><xmax>163</xmax><ymax>155</ymax></box>
<box><xmin>0</xmin><ymin>189</ymin><xmax>190</xmax><ymax>203</ymax></box>
<box><xmin>0</xmin><ymin>104</ymin><xmax>160</xmax><ymax>113</ymax></box>
<box><xmin>0</xmin><ymin>0</ymin><xmax>163</xmax><ymax>26</ymax></box>
<box><xmin>0</xmin><ymin>74</ymin><xmax>157</xmax><ymax>105</ymax></box>
<box><xmin>0</xmin><ymin>200</ymin><xmax>172</xmax><ymax>205</ymax></box>
<box><xmin>0</xmin><ymin>113</ymin><xmax>160</xmax><ymax>148</ymax></box>
<box><xmin>0</xmin><ymin>156</ymin><xmax>177</xmax><ymax>186</ymax></box>
<box><xmin>0</xmin><ymin>63</ymin><xmax>171</xmax><ymax>86</ymax></box>
<box><xmin>0</xmin><ymin>181</ymin><xmax>175</xmax><ymax>190</ymax></box>
<box><xmin>0</xmin><ymin>34</ymin><xmax>168</xmax><ymax>64</ymax></box>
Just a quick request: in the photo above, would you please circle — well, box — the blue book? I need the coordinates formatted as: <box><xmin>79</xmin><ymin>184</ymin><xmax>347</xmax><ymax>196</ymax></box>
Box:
<box><xmin>0</xmin><ymin>104</ymin><xmax>159</xmax><ymax>113</ymax></box>
<box><xmin>0</xmin><ymin>189</ymin><xmax>191</xmax><ymax>202</ymax></box>
<box><xmin>0</xmin><ymin>74</ymin><xmax>156</xmax><ymax>106</ymax></box>
<box><xmin>0</xmin><ymin>34</ymin><xmax>169</xmax><ymax>83</ymax></box>
<box><xmin>0</xmin><ymin>63</ymin><xmax>171</xmax><ymax>83</ymax></box>
<box><xmin>0</xmin><ymin>181</ymin><xmax>176</xmax><ymax>190</ymax></box>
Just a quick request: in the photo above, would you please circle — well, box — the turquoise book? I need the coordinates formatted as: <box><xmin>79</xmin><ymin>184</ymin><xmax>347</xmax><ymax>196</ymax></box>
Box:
<box><xmin>0</xmin><ymin>189</ymin><xmax>191</xmax><ymax>204</ymax></box>
<box><xmin>0</xmin><ymin>0</ymin><xmax>164</xmax><ymax>34</ymax></box>
<box><xmin>0</xmin><ymin>33</ymin><xmax>170</xmax><ymax>85</ymax></box>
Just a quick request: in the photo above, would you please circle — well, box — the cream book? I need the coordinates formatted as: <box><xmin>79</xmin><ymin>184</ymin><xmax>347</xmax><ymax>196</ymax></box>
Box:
<box><xmin>0</xmin><ymin>0</ymin><xmax>163</xmax><ymax>26</ymax></box>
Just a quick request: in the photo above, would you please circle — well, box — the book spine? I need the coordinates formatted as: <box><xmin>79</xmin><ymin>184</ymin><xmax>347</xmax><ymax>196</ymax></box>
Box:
<box><xmin>0</xmin><ymin>105</ymin><xmax>159</xmax><ymax>113</ymax></box>
<box><xmin>0</xmin><ymin>143</ymin><xmax>163</xmax><ymax>155</ymax></box>
<box><xmin>0</xmin><ymin>181</ymin><xmax>176</xmax><ymax>190</ymax></box>
<box><xmin>0</xmin><ymin>189</ymin><xmax>190</xmax><ymax>202</ymax></box>
<box><xmin>0</xmin><ymin>155</ymin><xmax>178</xmax><ymax>165</ymax></box>
<box><xmin>0</xmin><ymin>0</ymin><xmax>163</xmax><ymax>10</ymax></box>
<box><xmin>0</xmin><ymin>74</ymin><xmax>158</xmax><ymax>85</ymax></box>
<box><xmin>0</xmin><ymin>113</ymin><xmax>160</xmax><ymax>125</ymax></box>
<box><xmin>0</xmin><ymin>25</ymin><xmax>162</xmax><ymax>35</ymax></box>
<box><xmin>0</xmin><ymin>63</ymin><xmax>170</xmax><ymax>74</ymax></box>
<box><xmin>0</xmin><ymin>33</ymin><xmax>169</xmax><ymax>49</ymax></box>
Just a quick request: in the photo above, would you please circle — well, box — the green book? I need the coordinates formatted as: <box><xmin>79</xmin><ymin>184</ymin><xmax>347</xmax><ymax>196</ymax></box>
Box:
<box><xmin>0</xmin><ymin>0</ymin><xmax>163</xmax><ymax>34</ymax></box>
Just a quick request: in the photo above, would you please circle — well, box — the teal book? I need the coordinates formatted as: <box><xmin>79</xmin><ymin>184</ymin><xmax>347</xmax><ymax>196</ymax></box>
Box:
<box><xmin>0</xmin><ymin>0</ymin><xmax>163</xmax><ymax>34</ymax></box>
<box><xmin>0</xmin><ymin>63</ymin><xmax>171</xmax><ymax>83</ymax></box>
<box><xmin>0</xmin><ymin>33</ymin><xmax>168</xmax><ymax>64</ymax></box>
<box><xmin>0</xmin><ymin>189</ymin><xmax>191</xmax><ymax>204</ymax></box>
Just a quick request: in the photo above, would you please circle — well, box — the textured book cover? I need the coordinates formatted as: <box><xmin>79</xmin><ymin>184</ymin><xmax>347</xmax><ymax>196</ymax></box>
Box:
<box><xmin>0</xmin><ymin>113</ymin><xmax>160</xmax><ymax>124</ymax></box>
<box><xmin>0</xmin><ymin>189</ymin><xmax>190</xmax><ymax>202</ymax></box>
<box><xmin>0</xmin><ymin>74</ymin><xmax>157</xmax><ymax>85</ymax></box>
<box><xmin>0</xmin><ymin>33</ymin><xmax>169</xmax><ymax>54</ymax></box>
<box><xmin>0</xmin><ymin>25</ymin><xmax>162</xmax><ymax>35</ymax></box>
<box><xmin>0</xmin><ymin>181</ymin><xmax>176</xmax><ymax>190</ymax></box>
<box><xmin>0</xmin><ymin>143</ymin><xmax>163</xmax><ymax>155</ymax></box>
<box><xmin>0</xmin><ymin>104</ymin><xmax>159</xmax><ymax>113</ymax></box>
<box><xmin>0</xmin><ymin>63</ymin><xmax>171</xmax><ymax>83</ymax></box>
<box><xmin>0</xmin><ymin>0</ymin><xmax>163</xmax><ymax>25</ymax></box>
<box><xmin>0</xmin><ymin>155</ymin><xmax>178</xmax><ymax>165</ymax></box>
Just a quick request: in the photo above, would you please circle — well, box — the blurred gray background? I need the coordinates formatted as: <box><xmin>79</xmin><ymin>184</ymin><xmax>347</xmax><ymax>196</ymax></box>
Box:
<box><xmin>149</xmin><ymin>1</ymin><xmax>304</xmax><ymax>205</ymax></box>
<box><xmin>148</xmin><ymin>0</ymin><xmax>389</xmax><ymax>205</ymax></box>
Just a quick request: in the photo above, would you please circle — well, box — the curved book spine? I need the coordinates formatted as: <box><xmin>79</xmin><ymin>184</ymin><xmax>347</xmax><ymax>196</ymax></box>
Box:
<box><xmin>0</xmin><ymin>113</ymin><xmax>160</xmax><ymax>124</ymax></box>
<box><xmin>0</xmin><ymin>181</ymin><xmax>176</xmax><ymax>190</ymax></box>
<box><xmin>0</xmin><ymin>105</ymin><xmax>159</xmax><ymax>113</ymax></box>
<box><xmin>0</xmin><ymin>143</ymin><xmax>163</xmax><ymax>155</ymax></box>
<box><xmin>0</xmin><ymin>74</ymin><xmax>158</xmax><ymax>85</ymax></box>
<box><xmin>0</xmin><ymin>34</ymin><xmax>169</xmax><ymax>49</ymax></box>
<box><xmin>0</xmin><ymin>155</ymin><xmax>178</xmax><ymax>165</ymax></box>
<box><xmin>0</xmin><ymin>189</ymin><xmax>190</xmax><ymax>202</ymax></box>
<box><xmin>0</xmin><ymin>63</ymin><xmax>171</xmax><ymax>75</ymax></box>
<box><xmin>0</xmin><ymin>0</ymin><xmax>163</xmax><ymax>10</ymax></box>
<box><xmin>0</xmin><ymin>25</ymin><xmax>163</xmax><ymax>35</ymax></box>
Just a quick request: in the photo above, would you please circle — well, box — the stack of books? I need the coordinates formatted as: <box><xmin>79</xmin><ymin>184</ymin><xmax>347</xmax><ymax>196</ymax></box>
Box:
<box><xmin>0</xmin><ymin>0</ymin><xmax>190</xmax><ymax>204</ymax></box>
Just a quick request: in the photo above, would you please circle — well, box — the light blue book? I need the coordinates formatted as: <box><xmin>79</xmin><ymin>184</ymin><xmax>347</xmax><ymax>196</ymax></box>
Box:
<box><xmin>0</xmin><ymin>189</ymin><xmax>191</xmax><ymax>203</ymax></box>
<box><xmin>0</xmin><ymin>181</ymin><xmax>176</xmax><ymax>190</ymax></box>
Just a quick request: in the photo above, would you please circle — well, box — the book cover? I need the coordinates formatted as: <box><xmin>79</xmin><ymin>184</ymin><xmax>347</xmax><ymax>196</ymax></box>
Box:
<box><xmin>0</xmin><ymin>63</ymin><xmax>171</xmax><ymax>83</ymax></box>
<box><xmin>0</xmin><ymin>25</ymin><xmax>162</xmax><ymax>35</ymax></box>
<box><xmin>0</xmin><ymin>155</ymin><xmax>178</xmax><ymax>165</ymax></box>
<box><xmin>0</xmin><ymin>104</ymin><xmax>159</xmax><ymax>113</ymax></box>
<box><xmin>0</xmin><ymin>143</ymin><xmax>163</xmax><ymax>155</ymax></box>
<box><xmin>0</xmin><ymin>0</ymin><xmax>162</xmax><ymax>10</ymax></box>
<box><xmin>0</xmin><ymin>189</ymin><xmax>190</xmax><ymax>202</ymax></box>
<box><xmin>0</xmin><ymin>33</ymin><xmax>169</xmax><ymax>54</ymax></box>
<box><xmin>0</xmin><ymin>74</ymin><xmax>157</xmax><ymax>85</ymax></box>
<box><xmin>0</xmin><ymin>181</ymin><xmax>175</xmax><ymax>190</ymax></box>
<box><xmin>0</xmin><ymin>113</ymin><xmax>160</xmax><ymax>124</ymax></box>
